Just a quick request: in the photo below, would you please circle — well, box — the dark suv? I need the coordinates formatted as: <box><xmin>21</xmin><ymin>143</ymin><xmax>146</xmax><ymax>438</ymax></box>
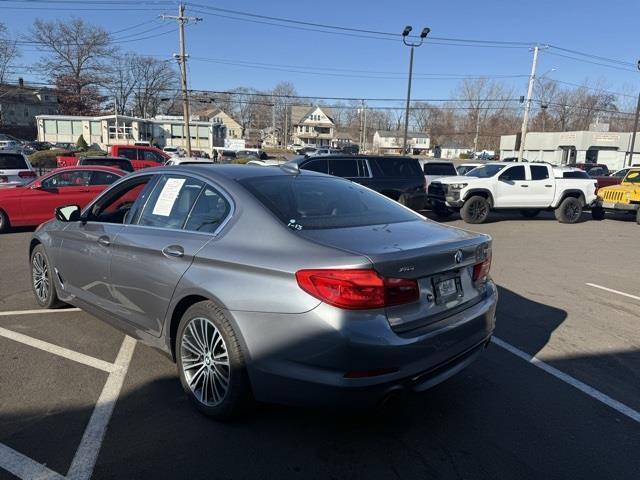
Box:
<box><xmin>287</xmin><ymin>155</ymin><xmax>426</xmax><ymax>209</ymax></box>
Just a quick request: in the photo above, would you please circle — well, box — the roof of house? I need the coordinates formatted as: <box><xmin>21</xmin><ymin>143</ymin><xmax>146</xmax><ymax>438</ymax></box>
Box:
<box><xmin>439</xmin><ymin>142</ymin><xmax>471</xmax><ymax>149</ymax></box>
<box><xmin>194</xmin><ymin>107</ymin><xmax>240</xmax><ymax>125</ymax></box>
<box><xmin>290</xmin><ymin>105</ymin><xmax>335</xmax><ymax>125</ymax></box>
<box><xmin>0</xmin><ymin>82</ymin><xmax>57</xmax><ymax>105</ymax></box>
<box><xmin>375</xmin><ymin>130</ymin><xmax>429</xmax><ymax>139</ymax></box>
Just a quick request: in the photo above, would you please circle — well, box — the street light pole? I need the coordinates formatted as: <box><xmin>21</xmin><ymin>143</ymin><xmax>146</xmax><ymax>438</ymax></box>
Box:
<box><xmin>628</xmin><ymin>60</ymin><xmax>640</xmax><ymax>167</ymax></box>
<box><xmin>401</xmin><ymin>26</ymin><xmax>430</xmax><ymax>155</ymax></box>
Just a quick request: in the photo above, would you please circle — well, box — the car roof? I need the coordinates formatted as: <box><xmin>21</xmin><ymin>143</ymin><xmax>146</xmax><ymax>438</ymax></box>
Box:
<box><xmin>128</xmin><ymin>164</ymin><xmax>326</xmax><ymax>182</ymax></box>
<box><xmin>50</xmin><ymin>165</ymin><xmax>126</xmax><ymax>174</ymax></box>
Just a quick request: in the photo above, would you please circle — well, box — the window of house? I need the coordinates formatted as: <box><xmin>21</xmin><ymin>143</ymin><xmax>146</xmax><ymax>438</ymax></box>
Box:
<box><xmin>90</xmin><ymin>122</ymin><xmax>101</xmax><ymax>136</ymax></box>
<box><xmin>57</xmin><ymin>121</ymin><xmax>71</xmax><ymax>135</ymax></box>
<box><xmin>171</xmin><ymin>125</ymin><xmax>183</xmax><ymax>139</ymax></box>
<box><xmin>198</xmin><ymin>126</ymin><xmax>209</xmax><ymax>139</ymax></box>
<box><xmin>72</xmin><ymin>121</ymin><xmax>83</xmax><ymax>136</ymax></box>
<box><xmin>44</xmin><ymin>120</ymin><xmax>57</xmax><ymax>133</ymax></box>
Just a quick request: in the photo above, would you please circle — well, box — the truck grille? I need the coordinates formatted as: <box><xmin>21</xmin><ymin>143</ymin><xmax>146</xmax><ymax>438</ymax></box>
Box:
<box><xmin>601</xmin><ymin>190</ymin><xmax>625</xmax><ymax>202</ymax></box>
<box><xmin>428</xmin><ymin>182</ymin><xmax>446</xmax><ymax>199</ymax></box>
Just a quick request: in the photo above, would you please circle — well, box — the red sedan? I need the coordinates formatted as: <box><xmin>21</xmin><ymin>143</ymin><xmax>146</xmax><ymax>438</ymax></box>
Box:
<box><xmin>0</xmin><ymin>166</ymin><xmax>125</xmax><ymax>233</ymax></box>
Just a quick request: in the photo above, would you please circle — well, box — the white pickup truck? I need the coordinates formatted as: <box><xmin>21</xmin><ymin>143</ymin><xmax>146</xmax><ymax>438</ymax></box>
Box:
<box><xmin>427</xmin><ymin>162</ymin><xmax>598</xmax><ymax>224</ymax></box>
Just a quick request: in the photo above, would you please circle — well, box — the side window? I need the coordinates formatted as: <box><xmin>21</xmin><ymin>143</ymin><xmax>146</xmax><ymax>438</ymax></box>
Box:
<box><xmin>530</xmin><ymin>165</ymin><xmax>549</xmax><ymax>180</ymax></box>
<box><xmin>137</xmin><ymin>176</ymin><xmax>204</xmax><ymax>230</ymax></box>
<box><xmin>89</xmin><ymin>171</ymin><xmax>121</xmax><ymax>186</ymax></box>
<box><xmin>302</xmin><ymin>159</ymin><xmax>328</xmax><ymax>174</ymax></box>
<box><xmin>329</xmin><ymin>159</ymin><xmax>358</xmax><ymax>177</ymax></box>
<box><xmin>41</xmin><ymin>171</ymin><xmax>92</xmax><ymax>188</ymax></box>
<box><xmin>91</xmin><ymin>176</ymin><xmax>155</xmax><ymax>224</ymax></box>
<box><xmin>184</xmin><ymin>186</ymin><xmax>231</xmax><ymax>233</ymax></box>
<box><xmin>118</xmin><ymin>148</ymin><xmax>137</xmax><ymax>160</ymax></box>
<box><xmin>142</xmin><ymin>150</ymin><xmax>163</xmax><ymax>163</ymax></box>
<box><xmin>499</xmin><ymin>165</ymin><xmax>525</xmax><ymax>182</ymax></box>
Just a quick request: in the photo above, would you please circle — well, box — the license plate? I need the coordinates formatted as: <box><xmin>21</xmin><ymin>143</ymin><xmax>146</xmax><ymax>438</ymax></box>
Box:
<box><xmin>602</xmin><ymin>202</ymin><xmax>615</xmax><ymax>209</ymax></box>
<box><xmin>436</xmin><ymin>278</ymin><xmax>458</xmax><ymax>297</ymax></box>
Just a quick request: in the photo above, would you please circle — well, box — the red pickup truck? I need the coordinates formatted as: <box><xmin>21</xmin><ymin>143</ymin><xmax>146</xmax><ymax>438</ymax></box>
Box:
<box><xmin>57</xmin><ymin>145</ymin><xmax>170</xmax><ymax>171</ymax></box>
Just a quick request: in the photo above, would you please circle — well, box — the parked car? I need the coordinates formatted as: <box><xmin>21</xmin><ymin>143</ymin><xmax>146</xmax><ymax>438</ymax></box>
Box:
<box><xmin>107</xmin><ymin>145</ymin><xmax>170</xmax><ymax>169</ymax></box>
<box><xmin>190</xmin><ymin>149</ymin><xmax>210</xmax><ymax>159</ymax></box>
<box><xmin>297</xmin><ymin>146</ymin><xmax>317</xmax><ymax>155</ymax></box>
<box><xmin>457</xmin><ymin>163</ymin><xmax>484</xmax><ymax>176</ymax></box>
<box><xmin>313</xmin><ymin>148</ymin><xmax>342</xmax><ymax>156</ymax></box>
<box><xmin>428</xmin><ymin>162</ymin><xmax>598</xmax><ymax>224</ymax></box>
<box><xmin>592</xmin><ymin>168</ymin><xmax>640</xmax><ymax>223</ymax></box>
<box><xmin>78</xmin><ymin>156</ymin><xmax>134</xmax><ymax>172</ymax></box>
<box><xmin>163</xmin><ymin>146</ymin><xmax>185</xmax><ymax>158</ymax></box>
<box><xmin>502</xmin><ymin>157</ymin><xmax>528</xmax><ymax>162</ymax></box>
<box><xmin>287</xmin><ymin>143</ymin><xmax>302</xmax><ymax>151</ymax></box>
<box><xmin>246</xmin><ymin>159</ymin><xmax>286</xmax><ymax>166</ymax></box>
<box><xmin>29</xmin><ymin>164</ymin><xmax>497</xmax><ymax>418</ymax></box>
<box><xmin>0</xmin><ymin>140</ymin><xmax>22</xmax><ymax>151</ymax></box>
<box><xmin>341</xmin><ymin>144</ymin><xmax>360</xmax><ymax>155</ymax></box>
<box><xmin>0</xmin><ymin>166</ymin><xmax>124</xmax><ymax>233</ymax></box>
<box><xmin>573</xmin><ymin>163</ymin><xmax>610</xmax><ymax>176</ymax></box>
<box><xmin>0</xmin><ymin>151</ymin><xmax>37</xmax><ymax>189</ymax></box>
<box><xmin>419</xmin><ymin>160</ymin><xmax>458</xmax><ymax>190</ymax></box>
<box><xmin>218</xmin><ymin>150</ymin><xmax>237</xmax><ymax>163</ymax></box>
<box><xmin>287</xmin><ymin>155</ymin><xmax>427</xmax><ymax>209</ymax></box>
<box><xmin>165</xmin><ymin>157</ymin><xmax>215</xmax><ymax>166</ymax></box>
<box><xmin>611</xmin><ymin>167</ymin><xmax>639</xmax><ymax>178</ymax></box>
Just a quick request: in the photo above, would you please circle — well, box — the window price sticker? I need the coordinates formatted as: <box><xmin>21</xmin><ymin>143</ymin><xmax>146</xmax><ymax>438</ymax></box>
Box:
<box><xmin>152</xmin><ymin>178</ymin><xmax>186</xmax><ymax>216</ymax></box>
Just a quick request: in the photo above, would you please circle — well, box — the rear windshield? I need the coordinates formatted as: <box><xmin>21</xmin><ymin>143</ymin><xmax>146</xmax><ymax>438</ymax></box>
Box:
<box><xmin>466</xmin><ymin>165</ymin><xmax>506</xmax><ymax>178</ymax></box>
<box><xmin>0</xmin><ymin>154</ymin><xmax>28</xmax><ymax>170</ymax></box>
<box><xmin>561</xmin><ymin>171</ymin><xmax>589</xmax><ymax>179</ymax></box>
<box><xmin>240</xmin><ymin>175</ymin><xmax>417</xmax><ymax>230</ymax></box>
<box><xmin>373</xmin><ymin>158</ymin><xmax>422</xmax><ymax>177</ymax></box>
<box><xmin>423</xmin><ymin>163</ymin><xmax>457</xmax><ymax>176</ymax></box>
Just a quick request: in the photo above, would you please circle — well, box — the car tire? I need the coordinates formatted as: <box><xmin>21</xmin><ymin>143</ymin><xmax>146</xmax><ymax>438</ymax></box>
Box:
<box><xmin>555</xmin><ymin>197</ymin><xmax>583</xmax><ymax>223</ymax></box>
<box><xmin>176</xmin><ymin>301</ymin><xmax>253</xmax><ymax>420</ymax></box>
<box><xmin>30</xmin><ymin>244</ymin><xmax>64</xmax><ymax>309</ymax></box>
<box><xmin>0</xmin><ymin>209</ymin><xmax>9</xmax><ymax>233</ymax></box>
<box><xmin>520</xmin><ymin>209</ymin><xmax>540</xmax><ymax>218</ymax></box>
<box><xmin>591</xmin><ymin>207</ymin><xmax>605</xmax><ymax>220</ymax></box>
<box><xmin>460</xmin><ymin>196</ymin><xmax>490</xmax><ymax>224</ymax></box>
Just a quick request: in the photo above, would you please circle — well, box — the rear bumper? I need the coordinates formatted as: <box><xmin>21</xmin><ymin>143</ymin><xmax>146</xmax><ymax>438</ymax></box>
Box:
<box><xmin>231</xmin><ymin>281</ymin><xmax>497</xmax><ymax>407</ymax></box>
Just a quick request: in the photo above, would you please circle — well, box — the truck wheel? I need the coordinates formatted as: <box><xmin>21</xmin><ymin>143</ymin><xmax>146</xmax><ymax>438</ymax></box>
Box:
<box><xmin>461</xmin><ymin>196</ymin><xmax>490</xmax><ymax>224</ymax></box>
<box><xmin>520</xmin><ymin>209</ymin><xmax>540</xmax><ymax>218</ymax></box>
<box><xmin>591</xmin><ymin>207</ymin><xmax>605</xmax><ymax>220</ymax></box>
<box><xmin>433</xmin><ymin>205</ymin><xmax>454</xmax><ymax>219</ymax></box>
<box><xmin>0</xmin><ymin>210</ymin><xmax>9</xmax><ymax>233</ymax></box>
<box><xmin>555</xmin><ymin>197</ymin><xmax>583</xmax><ymax>223</ymax></box>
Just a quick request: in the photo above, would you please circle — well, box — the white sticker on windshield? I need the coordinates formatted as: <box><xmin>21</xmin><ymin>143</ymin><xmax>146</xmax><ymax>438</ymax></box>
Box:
<box><xmin>152</xmin><ymin>178</ymin><xmax>185</xmax><ymax>216</ymax></box>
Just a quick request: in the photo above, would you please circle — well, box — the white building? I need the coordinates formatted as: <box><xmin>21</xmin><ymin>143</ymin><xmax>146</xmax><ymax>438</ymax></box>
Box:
<box><xmin>36</xmin><ymin>114</ymin><xmax>226</xmax><ymax>154</ymax></box>
<box><xmin>372</xmin><ymin>130</ymin><xmax>430</xmax><ymax>155</ymax></box>
<box><xmin>290</xmin><ymin>106</ymin><xmax>335</xmax><ymax>147</ymax></box>
<box><xmin>500</xmin><ymin>130</ymin><xmax>640</xmax><ymax>171</ymax></box>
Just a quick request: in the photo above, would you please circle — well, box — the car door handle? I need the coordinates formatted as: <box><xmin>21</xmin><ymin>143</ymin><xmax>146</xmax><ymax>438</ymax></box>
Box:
<box><xmin>97</xmin><ymin>236</ymin><xmax>111</xmax><ymax>247</ymax></box>
<box><xmin>520</xmin><ymin>184</ymin><xmax>529</xmax><ymax>188</ymax></box>
<box><xmin>545</xmin><ymin>185</ymin><xmax>553</xmax><ymax>187</ymax></box>
<box><xmin>162</xmin><ymin>245</ymin><xmax>184</xmax><ymax>258</ymax></box>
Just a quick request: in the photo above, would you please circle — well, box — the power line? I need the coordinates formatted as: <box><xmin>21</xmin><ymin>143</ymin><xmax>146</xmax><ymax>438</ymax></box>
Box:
<box><xmin>545</xmin><ymin>51</ymin><xmax>639</xmax><ymax>74</ymax></box>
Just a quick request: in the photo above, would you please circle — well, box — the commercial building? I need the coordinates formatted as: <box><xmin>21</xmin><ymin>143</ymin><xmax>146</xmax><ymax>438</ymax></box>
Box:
<box><xmin>36</xmin><ymin>114</ymin><xmax>226</xmax><ymax>153</ymax></box>
<box><xmin>372</xmin><ymin>130</ymin><xmax>430</xmax><ymax>155</ymax></box>
<box><xmin>500</xmin><ymin>130</ymin><xmax>640</xmax><ymax>171</ymax></box>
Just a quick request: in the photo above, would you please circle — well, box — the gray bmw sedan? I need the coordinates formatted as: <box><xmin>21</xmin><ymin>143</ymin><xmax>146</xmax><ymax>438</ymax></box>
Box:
<box><xmin>29</xmin><ymin>164</ymin><xmax>497</xmax><ymax>419</ymax></box>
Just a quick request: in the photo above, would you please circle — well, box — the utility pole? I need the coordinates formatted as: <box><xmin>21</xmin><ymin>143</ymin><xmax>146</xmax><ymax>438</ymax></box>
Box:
<box><xmin>518</xmin><ymin>45</ymin><xmax>543</xmax><ymax>162</ymax></box>
<box><xmin>272</xmin><ymin>102</ymin><xmax>276</xmax><ymax>147</ymax></box>
<box><xmin>628</xmin><ymin>60</ymin><xmax>640</xmax><ymax>166</ymax></box>
<box><xmin>284</xmin><ymin>103</ymin><xmax>288</xmax><ymax>148</ymax></box>
<box><xmin>162</xmin><ymin>3</ymin><xmax>201</xmax><ymax>156</ymax></box>
<box><xmin>473</xmin><ymin>109</ymin><xmax>481</xmax><ymax>153</ymax></box>
<box><xmin>363</xmin><ymin>101</ymin><xmax>367</xmax><ymax>153</ymax></box>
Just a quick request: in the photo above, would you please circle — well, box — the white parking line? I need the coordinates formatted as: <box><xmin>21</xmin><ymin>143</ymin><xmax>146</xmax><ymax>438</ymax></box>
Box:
<box><xmin>0</xmin><ymin>443</ymin><xmax>66</xmax><ymax>480</ymax></box>
<box><xmin>492</xmin><ymin>336</ymin><xmax>640</xmax><ymax>424</ymax></box>
<box><xmin>0</xmin><ymin>326</ymin><xmax>117</xmax><ymax>373</ymax></box>
<box><xmin>66</xmin><ymin>336</ymin><xmax>136</xmax><ymax>480</ymax></box>
<box><xmin>586</xmin><ymin>283</ymin><xmax>640</xmax><ymax>302</ymax></box>
<box><xmin>0</xmin><ymin>308</ymin><xmax>81</xmax><ymax>317</ymax></box>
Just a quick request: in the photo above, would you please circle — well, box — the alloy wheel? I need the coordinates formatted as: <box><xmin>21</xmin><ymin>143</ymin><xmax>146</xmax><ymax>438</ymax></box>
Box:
<box><xmin>32</xmin><ymin>252</ymin><xmax>50</xmax><ymax>303</ymax></box>
<box><xmin>471</xmin><ymin>200</ymin><xmax>487</xmax><ymax>220</ymax></box>
<box><xmin>180</xmin><ymin>317</ymin><xmax>231</xmax><ymax>406</ymax></box>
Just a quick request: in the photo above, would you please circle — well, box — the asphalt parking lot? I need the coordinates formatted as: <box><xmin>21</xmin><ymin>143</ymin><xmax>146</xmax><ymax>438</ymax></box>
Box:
<box><xmin>1</xmin><ymin>213</ymin><xmax>639</xmax><ymax>480</ymax></box>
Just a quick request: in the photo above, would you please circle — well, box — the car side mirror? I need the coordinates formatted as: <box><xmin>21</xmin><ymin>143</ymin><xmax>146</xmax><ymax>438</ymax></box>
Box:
<box><xmin>55</xmin><ymin>205</ymin><xmax>81</xmax><ymax>222</ymax></box>
<box><xmin>30</xmin><ymin>181</ymin><xmax>42</xmax><ymax>190</ymax></box>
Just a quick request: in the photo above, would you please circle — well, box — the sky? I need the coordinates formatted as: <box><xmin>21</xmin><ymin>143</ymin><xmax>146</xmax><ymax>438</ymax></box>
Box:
<box><xmin>3</xmin><ymin>0</ymin><xmax>640</xmax><ymax>111</ymax></box>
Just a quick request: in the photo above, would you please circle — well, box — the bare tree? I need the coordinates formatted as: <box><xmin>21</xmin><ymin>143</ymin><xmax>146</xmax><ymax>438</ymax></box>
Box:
<box><xmin>30</xmin><ymin>17</ymin><xmax>114</xmax><ymax>115</ymax></box>
<box><xmin>103</xmin><ymin>54</ymin><xmax>137</xmax><ymax>115</ymax></box>
<box><xmin>130</xmin><ymin>56</ymin><xmax>179</xmax><ymax>118</ymax></box>
<box><xmin>0</xmin><ymin>23</ymin><xmax>19</xmax><ymax>84</ymax></box>
<box><xmin>270</xmin><ymin>81</ymin><xmax>296</xmax><ymax>145</ymax></box>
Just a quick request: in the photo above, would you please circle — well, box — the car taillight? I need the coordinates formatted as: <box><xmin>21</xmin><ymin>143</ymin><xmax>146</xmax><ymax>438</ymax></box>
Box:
<box><xmin>295</xmin><ymin>269</ymin><xmax>419</xmax><ymax>310</ymax></box>
<box><xmin>472</xmin><ymin>257</ymin><xmax>492</xmax><ymax>282</ymax></box>
<box><xmin>18</xmin><ymin>171</ymin><xmax>36</xmax><ymax>178</ymax></box>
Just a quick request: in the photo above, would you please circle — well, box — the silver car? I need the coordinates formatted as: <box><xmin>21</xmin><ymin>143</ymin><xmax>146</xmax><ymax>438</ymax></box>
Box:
<box><xmin>29</xmin><ymin>165</ymin><xmax>497</xmax><ymax>419</ymax></box>
<box><xmin>0</xmin><ymin>151</ymin><xmax>37</xmax><ymax>188</ymax></box>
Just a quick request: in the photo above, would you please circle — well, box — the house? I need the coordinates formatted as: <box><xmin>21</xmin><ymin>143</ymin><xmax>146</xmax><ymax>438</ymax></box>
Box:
<box><xmin>0</xmin><ymin>79</ymin><xmax>58</xmax><ymax>138</ymax></box>
<box><xmin>500</xmin><ymin>130</ymin><xmax>640</xmax><ymax>171</ymax></box>
<box><xmin>372</xmin><ymin>130</ymin><xmax>430</xmax><ymax>155</ymax></box>
<box><xmin>290</xmin><ymin>105</ymin><xmax>335</xmax><ymax>147</ymax></box>
<box><xmin>332</xmin><ymin>130</ymin><xmax>357</xmax><ymax>149</ymax></box>
<box><xmin>435</xmin><ymin>143</ymin><xmax>472</xmax><ymax>159</ymax></box>
<box><xmin>36</xmin><ymin>113</ymin><xmax>226</xmax><ymax>153</ymax></box>
<box><xmin>194</xmin><ymin>108</ymin><xmax>242</xmax><ymax>139</ymax></box>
